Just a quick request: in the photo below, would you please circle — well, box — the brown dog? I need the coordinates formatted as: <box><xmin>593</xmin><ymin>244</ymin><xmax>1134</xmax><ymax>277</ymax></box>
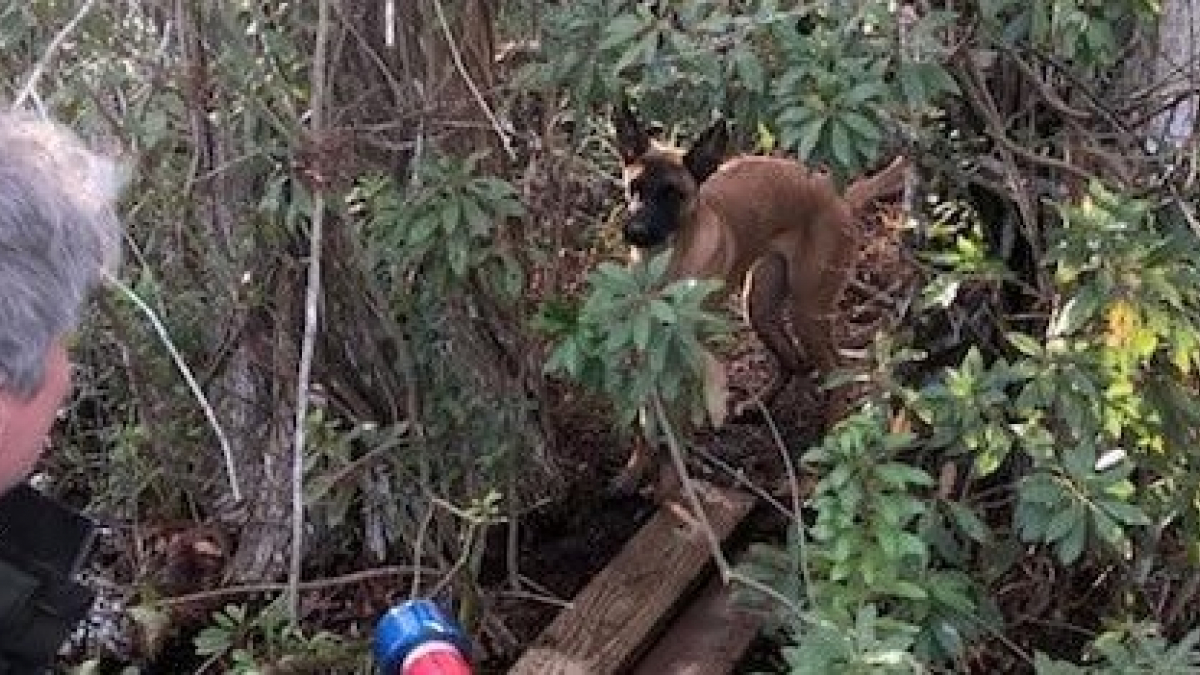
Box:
<box><xmin>612</xmin><ymin>103</ymin><xmax>906</xmax><ymax>491</ymax></box>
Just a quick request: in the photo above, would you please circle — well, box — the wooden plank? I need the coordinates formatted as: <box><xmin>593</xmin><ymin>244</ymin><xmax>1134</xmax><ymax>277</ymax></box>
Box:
<box><xmin>630</xmin><ymin>575</ymin><xmax>764</xmax><ymax>675</ymax></box>
<box><xmin>508</xmin><ymin>484</ymin><xmax>755</xmax><ymax>675</ymax></box>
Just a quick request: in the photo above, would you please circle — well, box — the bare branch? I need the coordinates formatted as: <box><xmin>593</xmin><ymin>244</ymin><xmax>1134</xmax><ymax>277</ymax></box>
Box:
<box><xmin>14</xmin><ymin>0</ymin><xmax>99</xmax><ymax>108</ymax></box>
<box><xmin>287</xmin><ymin>0</ymin><xmax>335</xmax><ymax>625</ymax></box>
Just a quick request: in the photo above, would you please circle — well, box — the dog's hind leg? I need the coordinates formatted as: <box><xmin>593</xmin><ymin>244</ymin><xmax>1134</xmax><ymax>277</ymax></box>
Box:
<box><xmin>794</xmin><ymin>269</ymin><xmax>853</xmax><ymax>431</ymax></box>
<box><xmin>737</xmin><ymin>252</ymin><xmax>801</xmax><ymax>419</ymax></box>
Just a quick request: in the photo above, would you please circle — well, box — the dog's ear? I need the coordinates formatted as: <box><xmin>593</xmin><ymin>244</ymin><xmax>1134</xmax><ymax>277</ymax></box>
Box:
<box><xmin>614</xmin><ymin>101</ymin><xmax>650</xmax><ymax>164</ymax></box>
<box><xmin>684</xmin><ymin>119</ymin><xmax>730</xmax><ymax>182</ymax></box>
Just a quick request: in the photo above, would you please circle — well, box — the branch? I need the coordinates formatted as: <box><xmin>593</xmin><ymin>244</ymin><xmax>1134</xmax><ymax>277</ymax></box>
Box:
<box><xmin>157</xmin><ymin>564</ymin><xmax>435</xmax><ymax>608</ymax></box>
<box><xmin>105</xmin><ymin>273</ymin><xmax>241</xmax><ymax>501</ymax></box>
<box><xmin>1002</xmin><ymin>48</ymin><xmax>1092</xmax><ymax>122</ymax></box>
<box><xmin>286</xmin><ymin>0</ymin><xmax>333</xmax><ymax>625</ymax></box>
<box><xmin>13</xmin><ymin>0</ymin><xmax>99</xmax><ymax>108</ymax></box>
<box><xmin>430</xmin><ymin>0</ymin><xmax>516</xmax><ymax>161</ymax></box>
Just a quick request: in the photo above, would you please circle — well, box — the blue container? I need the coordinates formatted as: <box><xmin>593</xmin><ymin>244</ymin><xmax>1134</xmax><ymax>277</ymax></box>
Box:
<box><xmin>373</xmin><ymin>599</ymin><xmax>472</xmax><ymax>674</ymax></box>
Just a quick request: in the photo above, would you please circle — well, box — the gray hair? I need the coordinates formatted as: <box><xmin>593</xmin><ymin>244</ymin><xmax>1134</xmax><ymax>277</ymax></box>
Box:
<box><xmin>0</xmin><ymin>111</ymin><xmax>124</xmax><ymax>398</ymax></box>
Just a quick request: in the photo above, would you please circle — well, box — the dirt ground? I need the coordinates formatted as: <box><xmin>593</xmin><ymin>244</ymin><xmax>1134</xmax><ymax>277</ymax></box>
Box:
<box><xmin>472</xmin><ymin>333</ymin><xmax>821</xmax><ymax>673</ymax></box>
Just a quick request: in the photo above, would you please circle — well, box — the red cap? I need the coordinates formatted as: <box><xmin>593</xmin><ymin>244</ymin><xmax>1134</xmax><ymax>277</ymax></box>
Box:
<box><xmin>401</xmin><ymin>641</ymin><xmax>472</xmax><ymax>675</ymax></box>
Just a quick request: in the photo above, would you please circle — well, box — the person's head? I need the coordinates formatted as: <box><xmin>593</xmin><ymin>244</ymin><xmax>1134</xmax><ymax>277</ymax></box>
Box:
<box><xmin>0</xmin><ymin>111</ymin><xmax>124</xmax><ymax>493</ymax></box>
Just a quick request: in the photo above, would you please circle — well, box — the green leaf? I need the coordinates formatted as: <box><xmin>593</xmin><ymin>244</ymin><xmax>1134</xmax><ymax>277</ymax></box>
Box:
<box><xmin>841</xmin><ymin>110</ymin><xmax>883</xmax><ymax>142</ymax></box>
<box><xmin>408</xmin><ymin>212</ymin><xmax>438</xmax><ymax>244</ymax></box>
<box><xmin>947</xmin><ymin>501</ymin><xmax>993</xmax><ymax>544</ymax></box>
<box><xmin>1019</xmin><ymin>474</ymin><xmax>1065</xmax><ymax>506</ymax></box>
<box><xmin>973</xmin><ymin>429</ymin><xmax>1010</xmax><ymax>476</ymax></box>
<box><xmin>1062</xmin><ymin>442</ymin><xmax>1096</xmax><ymax>479</ymax></box>
<box><xmin>461</xmin><ymin>195</ymin><xmax>490</xmax><ymax>235</ymax></box>
<box><xmin>600</xmin><ymin>14</ymin><xmax>648</xmax><ymax>52</ymax></box>
<box><xmin>632</xmin><ymin>310</ymin><xmax>651</xmax><ymax>352</ymax></box>
<box><xmin>1006</xmin><ymin>332</ymin><xmax>1044</xmax><ymax>357</ymax></box>
<box><xmin>889</xmin><ymin>580</ymin><xmax>928</xmax><ymax>600</ymax></box>
<box><xmin>448</xmin><ymin>241</ymin><xmax>470</xmax><ymax>277</ymax></box>
<box><xmin>732</xmin><ymin>46</ymin><xmax>766</xmax><ymax>93</ymax></box>
<box><xmin>1098</xmin><ymin>499</ymin><xmax>1150</xmax><ymax>527</ymax></box>
<box><xmin>777</xmin><ymin>104</ymin><xmax>812</xmax><ymax>126</ymax></box>
<box><xmin>440</xmin><ymin>194</ymin><xmax>463</xmax><ymax>234</ymax></box>
<box><xmin>1050</xmin><ymin>286</ymin><xmax>1102</xmax><ymax>337</ymax></box>
<box><xmin>930</xmin><ymin>619</ymin><xmax>965</xmax><ymax>658</ymax></box>
<box><xmin>1044</xmin><ymin>500</ymin><xmax>1084</xmax><ymax>542</ymax></box>
<box><xmin>899</xmin><ymin>63</ymin><xmax>927</xmax><ymax>108</ymax></box>
<box><xmin>1055</xmin><ymin>515</ymin><xmax>1089</xmax><ymax>564</ymax></box>
<box><xmin>875</xmin><ymin>462</ymin><xmax>935</xmax><ymax>488</ymax></box>
<box><xmin>829</xmin><ymin>121</ymin><xmax>854</xmax><ymax>168</ymax></box>
<box><xmin>1090</xmin><ymin>506</ymin><xmax>1126</xmax><ymax>551</ymax></box>
<box><xmin>844</xmin><ymin>80</ymin><xmax>885</xmax><ymax>106</ymax></box>
<box><xmin>795</xmin><ymin>115</ymin><xmax>826</xmax><ymax>162</ymax></box>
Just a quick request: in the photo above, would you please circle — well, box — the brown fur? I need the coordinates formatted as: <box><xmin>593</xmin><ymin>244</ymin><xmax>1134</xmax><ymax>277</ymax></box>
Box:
<box><xmin>612</xmin><ymin>105</ymin><xmax>907</xmax><ymax>492</ymax></box>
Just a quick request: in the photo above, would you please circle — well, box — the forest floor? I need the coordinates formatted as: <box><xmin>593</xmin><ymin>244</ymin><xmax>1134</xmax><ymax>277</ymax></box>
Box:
<box><xmin>473</xmin><ymin>333</ymin><xmax>824</xmax><ymax>673</ymax></box>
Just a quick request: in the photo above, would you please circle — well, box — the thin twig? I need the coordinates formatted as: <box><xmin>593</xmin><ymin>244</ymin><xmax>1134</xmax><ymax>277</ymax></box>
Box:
<box><xmin>286</xmin><ymin>0</ymin><xmax>333</xmax><ymax>625</ymax></box>
<box><xmin>755</xmin><ymin>398</ymin><xmax>814</xmax><ymax>604</ymax></box>
<box><xmin>650</xmin><ymin>393</ymin><xmax>801</xmax><ymax>615</ymax></box>
<box><xmin>331</xmin><ymin>1</ymin><xmax>407</xmax><ymax>107</ymax></box>
<box><xmin>410</xmin><ymin>496</ymin><xmax>436</xmax><ymax>598</ymax></box>
<box><xmin>155</xmin><ymin>564</ymin><xmax>435</xmax><ymax>608</ymax></box>
<box><xmin>652</xmin><ymin>393</ymin><xmax>731</xmax><ymax>580</ymax></box>
<box><xmin>105</xmin><ymin>273</ymin><xmax>241</xmax><ymax>501</ymax></box>
<box><xmin>1002</xmin><ymin>48</ymin><xmax>1092</xmax><ymax>121</ymax></box>
<box><xmin>429</xmin><ymin>0</ymin><xmax>516</xmax><ymax>161</ymax></box>
<box><xmin>690</xmin><ymin>444</ymin><xmax>794</xmax><ymax>519</ymax></box>
<box><xmin>13</xmin><ymin>0</ymin><xmax>99</xmax><ymax>107</ymax></box>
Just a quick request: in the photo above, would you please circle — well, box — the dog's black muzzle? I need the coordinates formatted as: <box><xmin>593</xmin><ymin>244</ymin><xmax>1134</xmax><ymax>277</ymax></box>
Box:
<box><xmin>623</xmin><ymin>219</ymin><xmax>666</xmax><ymax>248</ymax></box>
<box><xmin>622</xmin><ymin>199</ymin><xmax>676</xmax><ymax>249</ymax></box>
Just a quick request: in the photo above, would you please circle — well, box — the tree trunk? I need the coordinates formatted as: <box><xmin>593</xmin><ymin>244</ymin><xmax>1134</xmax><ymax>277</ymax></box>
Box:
<box><xmin>1151</xmin><ymin>0</ymin><xmax>1199</xmax><ymax>148</ymax></box>
<box><xmin>178</xmin><ymin>0</ymin><xmax>293</xmax><ymax>582</ymax></box>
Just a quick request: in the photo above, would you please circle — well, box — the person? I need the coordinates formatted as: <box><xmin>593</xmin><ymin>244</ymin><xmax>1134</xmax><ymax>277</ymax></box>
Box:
<box><xmin>0</xmin><ymin>110</ymin><xmax>124</xmax><ymax>672</ymax></box>
<box><xmin>0</xmin><ymin>110</ymin><xmax>124</xmax><ymax>494</ymax></box>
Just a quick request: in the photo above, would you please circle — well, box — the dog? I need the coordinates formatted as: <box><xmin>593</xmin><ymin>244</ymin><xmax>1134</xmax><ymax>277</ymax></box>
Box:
<box><xmin>611</xmin><ymin>102</ymin><xmax>907</xmax><ymax>492</ymax></box>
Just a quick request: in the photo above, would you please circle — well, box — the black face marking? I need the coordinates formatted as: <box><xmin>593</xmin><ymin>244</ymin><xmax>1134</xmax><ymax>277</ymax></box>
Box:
<box><xmin>614</xmin><ymin>106</ymin><xmax>729</xmax><ymax>249</ymax></box>
<box><xmin>622</xmin><ymin>160</ymin><xmax>692</xmax><ymax>249</ymax></box>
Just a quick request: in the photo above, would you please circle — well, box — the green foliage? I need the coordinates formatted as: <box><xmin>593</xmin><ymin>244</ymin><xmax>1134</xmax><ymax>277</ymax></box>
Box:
<box><xmin>345</xmin><ymin>158</ymin><xmax>535</xmax><ymax>565</ymax></box>
<box><xmin>805</xmin><ymin>409</ymin><xmax>933</xmax><ymax>611</ymax></box>
<box><xmin>736</xmin><ymin>180</ymin><xmax>1200</xmax><ymax>668</ymax></box>
<box><xmin>193</xmin><ymin>601</ymin><xmax>362</xmax><ymax>674</ymax></box>
<box><xmin>1034</xmin><ymin>623</ymin><xmax>1200</xmax><ymax>674</ymax></box>
<box><xmin>976</xmin><ymin>0</ymin><xmax>1160</xmax><ymax>68</ymax></box>
<box><xmin>356</xmin><ymin>155</ymin><xmax>526</xmax><ymax>296</ymax></box>
<box><xmin>14</xmin><ymin>0</ymin><xmax>1200</xmax><ymax>671</ymax></box>
<box><xmin>539</xmin><ymin>252</ymin><xmax>731</xmax><ymax>427</ymax></box>
<box><xmin>915</xmin><ymin>347</ymin><xmax>1035</xmax><ymax>476</ymax></box>
<box><xmin>902</xmin><ymin>183</ymin><xmax>1200</xmax><ymax>570</ymax></box>
<box><xmin>1014</xmin><ymin>448</ymin><xmax>1149</xmax><ymax>564</ymax></box>
<box><xmin>778</xmin><ymin>604</ymin><xmax>923</xmax><ymax>675</ymax></box>
<box><xmin>528</xmin><ymin>0</ymin><xmax>958</xmax><ymax>177</ymax></box>
<box><xmin>741</xmin><ymin>405</ymin><xmax>992</xmax><ymax>667</ymax></box>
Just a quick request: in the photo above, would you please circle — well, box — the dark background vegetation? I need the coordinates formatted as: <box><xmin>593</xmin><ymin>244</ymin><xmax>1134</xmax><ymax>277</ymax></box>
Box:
<box><xmin>3</xmin><ymin>0</ymin><xmax>1200</xmax><ymax>672</ymax></box>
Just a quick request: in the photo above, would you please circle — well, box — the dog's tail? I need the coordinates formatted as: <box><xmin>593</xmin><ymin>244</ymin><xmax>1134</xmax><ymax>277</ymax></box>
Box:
<box><xmin>844</xmin><ymin>156</ymin><xmax>909</xmax><ymax>213</ymax></box>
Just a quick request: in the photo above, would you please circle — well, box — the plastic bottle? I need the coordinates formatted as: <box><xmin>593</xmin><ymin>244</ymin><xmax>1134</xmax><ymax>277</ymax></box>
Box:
<box><xmin>373</xmin><ymin>598</ymin><xmax>472</xmax><ymax>675</ymax></box>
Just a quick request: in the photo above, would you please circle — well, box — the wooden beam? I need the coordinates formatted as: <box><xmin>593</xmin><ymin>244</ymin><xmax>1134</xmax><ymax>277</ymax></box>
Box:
<box><xmin>630</xmin><ymin>575</ymin><xmax>764</xmax><ymax>675</ymax></box>
<box><xmin>508</xmin><ymin>483</ymin><xmax>754</xmax><ymax>675</ymax></box>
